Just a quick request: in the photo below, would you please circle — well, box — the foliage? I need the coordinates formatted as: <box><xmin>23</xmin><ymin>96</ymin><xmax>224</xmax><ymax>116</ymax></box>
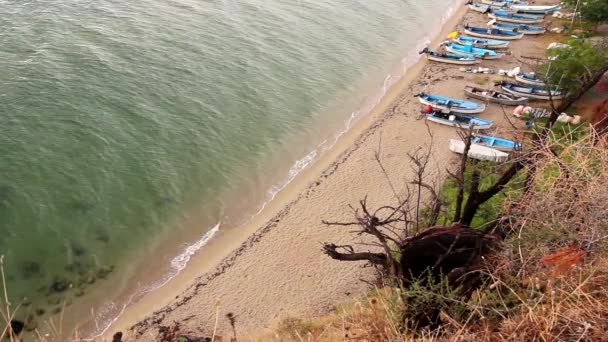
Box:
<box><xmin>541</xmin><ymin>39</ymin><xmax>608</xmax><ymax>98</ymax></box>
<box><xmin>439</xmin><ymin>161</ymin><xmax>524</xmax><ymax>228</ymax></box>
<box><xmin>563</xmin><ymin>0</ymin><xmax>608</xmax><ymax>25</ymax></box>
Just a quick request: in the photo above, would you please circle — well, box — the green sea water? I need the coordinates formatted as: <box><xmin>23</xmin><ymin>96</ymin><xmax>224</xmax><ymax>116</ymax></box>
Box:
<box><xmin>0</xmin><ymin>0</ymin><xmax>462</xmax><ymax>335</ymax></box>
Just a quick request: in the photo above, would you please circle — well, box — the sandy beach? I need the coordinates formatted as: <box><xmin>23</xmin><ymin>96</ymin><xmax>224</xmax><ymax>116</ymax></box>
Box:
<box><xmin>101</xmin><ymin>1</ymin><xmax>561</xmax><ymax>339</ymax></box>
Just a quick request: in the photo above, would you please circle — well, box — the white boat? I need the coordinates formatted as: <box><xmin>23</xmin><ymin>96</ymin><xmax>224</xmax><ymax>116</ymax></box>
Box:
<box><xmin>449</xmin><ymin>139</ymin><xmax>509</xmax><ymax>162</ymax></box>
<box><xmin>509</xmin><ymin>4</ymin><xmax>560</xmax><ymax>14</ymax></box>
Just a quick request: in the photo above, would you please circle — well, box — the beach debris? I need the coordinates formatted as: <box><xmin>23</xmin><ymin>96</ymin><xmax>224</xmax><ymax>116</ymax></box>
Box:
<box><xmin>112</xmin><ymin>332</ymin><xmax>123</xmax><ymax>342</ymax></box>
<box><xmin>498</xmin><ymin>66</ymin><xmax>521</xmax><ymax>78</ymax></box>
<box><xmin>556</xmin><ymin>113</ymin><xmax>582</xmax><ymax>124</ymax></box>
<box><xmin>550</xmin><ymin>26</ymin><xmax>566</xmax><ymax>33</ymax></box>
<box><xmin>459</xmin><ymin>66</ymin><xmax>495</xmax><ymax>74</ymax></box>
<box><xmin>513</xmin><ymin>105</ymin><xmax>549</xmax><ymax>118</ymax></box>
<box><xmin>547</xmin><ymin>42</ymin><xmax>570</xmax><ymax>50</ymax></box>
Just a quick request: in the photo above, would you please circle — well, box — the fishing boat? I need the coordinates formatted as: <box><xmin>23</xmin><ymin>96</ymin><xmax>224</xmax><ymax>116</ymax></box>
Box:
<box><xmin>481</xmin><ymin>0</ymin><xmax>528</xmax><ymax>6</ymax></box>
<box><xmin>491</xmin><ymin>22</ymin><xmax>546</xmax><ymax>35</ymax></box>
<box><xmin>426</xmin><ymin>112</ymin><xmax>493</xmax><ymax>130</ymax></box>
<box><xmin>515</xmin><ymin>72</ymin><xmax>544</xmax><ymax>86</ymax></box>
<box><xmin>417</xmin><ymin>92</ymin><xmax>486</xmax><ymax>114</ymax></box>
<box><xmin>444</xmin><ymin>43</ymin><xmax>504</xmax><ymax>59</ymax></box>
<box><xmin>467</xmin><ymin>2</ymin><xmax>517</xmax><ymax>14</ymax></box>
<box><xmin>452</xmin><ymin>35</ymin><xmax>509</xmax><ymax>49</ymax></box>
<box><xmin>464</xmin><ymin>85</ymin><xmax>528</xmax><ymax>106</ymax></box>
<box><xmin>418</xmin><ymin>48</ymin><xmax>480</xmax><ymax>65</ymax></box>
<box><xmin>509</xmin><ymin>4</ymin><xmax>559</xmax><ymax>14</ymax></box>
<box><xmin>449</xmin><ymin>139</ymin><xmax>509</xmax><ymax>162</ymax></box>
<box><xmin>499</xmin><ymin>82</ymin><xmax>564</xmax><ymax>100</ymax></box>
<box><xmin>488</xmin><ymin>10</ymin><xmax>544</xmax><ymax>24</ymax></box>
<box><xmin>473</xmin><ymin>135</ymin><xmax>521</xmax><ymax>151</ymax></box>
<box><xmin>464</xmin><ymin>24</ymin><xmax>524</xmax><ymax>40</ymax></box>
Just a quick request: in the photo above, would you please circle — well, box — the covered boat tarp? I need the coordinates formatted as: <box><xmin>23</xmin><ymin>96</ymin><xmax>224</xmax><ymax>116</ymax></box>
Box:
<box><xmin>449</xmin><ymin>139</ymin><xmax>509</xmax><ymax>162</ymax></box>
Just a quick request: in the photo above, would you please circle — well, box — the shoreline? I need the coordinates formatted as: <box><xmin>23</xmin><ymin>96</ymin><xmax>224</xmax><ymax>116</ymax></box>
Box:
<box><xmin>101</xmin><ymin>0</ymin><xmax>560</xmax><ymax>338</ymax></box>
<box><xmin>100</xmin><ymin>1</ymin><xmax>470</xmax><ymax>337</ymax></box>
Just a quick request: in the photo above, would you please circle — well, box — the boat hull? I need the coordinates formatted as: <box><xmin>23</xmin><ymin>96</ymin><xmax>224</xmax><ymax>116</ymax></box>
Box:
<box><xmin>464</xmin><ymin>86</ymin><xmax>528</xmax><ymax>106</ymax></box>
<box><xmin>418</xmin><ymin>96</ymin><xmax>486</xmax><ymax>114</ymax></box>
<box><xmin>464</xmin><ymin>27</ymin><xmax>524</xmax><ymax>40</ymax></box>
<box><xmin>501</xmin><ymin>84</ymin><xmax>564</xmax><ymax>100</ymax></box>
<box><xmin>444</xmin><ymin>45</ymin><xmax>504</xmax><ymax>60</ymax></box>
<box><xmin>488</xmin><ymin>13</ymin><xmax>544</xmax><ymax>24</ymax></box>
<box><xmin>424</xmin><ymin>53</ymin><xmax>479</xmax><ymax>65</ymax></box>
<box><xmin>453</xmin><ymin>36</ymin><xmax>509</xmax><ymax>49</ymax></box>
<box><xmin>450</xmin><ymin>139</ymin><xmax>509</xmax><ymax>162</ymax></box>
<box><xmin>491</xmin><ymin>24</ymin><xmax>546</xmax><ymax>35</ymax></box>
<box><xmin>510</xmin><ymin>5</ymin><xmax>559</xmax><ymax>14</ymax></box>
<box><xmin>468</xmin><ymin>3</ymin><xmax>517</xmax><ymax>14</ymax></box>
<box><xmin>515</xmin><ymin>74</ymin><xmax>545</xmax><ymax>86</ymax></box>
<box><xmin>426</xmin><ymin>114</ymin><xmax>493</xmax><ymax>130</ymax></box>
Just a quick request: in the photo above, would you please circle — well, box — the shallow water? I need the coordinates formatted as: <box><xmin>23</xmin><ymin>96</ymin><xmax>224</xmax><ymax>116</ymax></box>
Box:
<box><xmin>0</xmin><ymin>0</ymin><xmax>461</xmax><ymax>335</ymax></box>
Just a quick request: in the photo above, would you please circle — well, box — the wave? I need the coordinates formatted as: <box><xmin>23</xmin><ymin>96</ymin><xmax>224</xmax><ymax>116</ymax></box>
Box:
<box><xmin>85</xmin><ymin>0</ymin><xmax>465</xmax><ymax>338</ymax></box>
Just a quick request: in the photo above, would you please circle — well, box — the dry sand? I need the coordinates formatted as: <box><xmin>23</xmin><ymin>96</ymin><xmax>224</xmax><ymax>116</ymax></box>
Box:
<box><xmin>101</xmin><ymin>1</ymin><xmax>562</xmax><ymax>339</ymax></box>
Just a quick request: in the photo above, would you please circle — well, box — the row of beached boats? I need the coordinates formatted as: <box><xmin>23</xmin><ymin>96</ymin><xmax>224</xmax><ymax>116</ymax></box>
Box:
<box><xmin>417</xmin><ymin>92</ymin><xmax>521</xmax><ymax>162</ymax></box>
<box><xmin>415</xmin><ymin>1</ymin><xmax>563</xmax><ymax>161</ymax></box>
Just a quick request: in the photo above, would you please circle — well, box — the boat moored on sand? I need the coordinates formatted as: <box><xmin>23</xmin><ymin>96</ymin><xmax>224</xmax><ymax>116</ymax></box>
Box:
<box><xmin>515</xmin><ymin>72</ymin><xmax>545</xmax><ymax>86</ymax></box>
<box><xmin>444</xmin><ymin>43</ymin><xmax>504</xmax><ymax>59</ymax></box>
<box><xmin>473</xmin><ymin>134</ymin><xmax>521</xmax><ymax>151</ymax></box>
<box><xmin>417</xmin><ymin>92</ymin><xmax>486</xmax><ymax>114</ymax></box>
<box><xmin>450</xmin><ymin>139</ymin><xmax>509</xmax><ymax>163</ymax></box>
<box><xmin>491</xmin><ymin>21</ymin><xmax>546</xmax><ymax>35</ymax></box>
<box><xmin>419</xmin><ymin>48</ymin><xmax>480</xmax><ymax>65</ymax></box>
<box><xmin>427</xmin><ymin>112</ymin><xmax>494</xmax><ymax>130</ymax></box>
<box><xmin>509</xmin><ymin>4</ymin><xmax>559</xmax><ymax>14</ymax></box>
<box><xmin>450</xmin><ymin>139</ymin><xmax>509</xmax><ymax>162</ymax></box>
<box><xmin>499</xmin><ymin>81</ymin><xmax>564</xmax><ymax>100</ymax></box>
<box><xmin>464</xmin><ymin>86</ymin><xmax>528</xmax><ymax>106</ymax></box>
<box><xmin>488</xmin><ymin>10</ymin><xmax>544</xmax><ymax>24</ymax></box>
<box><xmin>452</xmin><ymin>35</ymin><xmax>509</xmax><ymax>49</ymax></box>
<box><xmin>464</xmin><ymin>24</ymin><xmax>524</xmax><ymax>40</ymax></box>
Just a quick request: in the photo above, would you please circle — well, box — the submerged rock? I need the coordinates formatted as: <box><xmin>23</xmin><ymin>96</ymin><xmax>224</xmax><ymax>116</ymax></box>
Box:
<box><xmin>50</xmin><ymin>276</ymin><xmax>70</xmax><ymax>292</ymax></box>
<box><xmin>35</xmin><ymin>308</ymin><xmax>45</xmax><ymax>316</ymax></box>
<box><xmin>24</xmin><ymin>314</ymin><xmax>37</xmax><ymax>331</ymax></box>
<box><xmin>10</xmin><ymin>319</ymin><xmax>24</xmax><ymax>335</ymax></box>
<box><xmin>96</xmin><ymin>265</ymin><xmax>113</xmax><ymax>279</ymax></box>
<box><xmin>20</xmin><ymin>261</ymin><xmax>42</xmax><ymax>279</ymax></box>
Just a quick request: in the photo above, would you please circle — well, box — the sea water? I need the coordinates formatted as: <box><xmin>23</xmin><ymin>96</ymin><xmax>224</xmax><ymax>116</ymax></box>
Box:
<box><xmin>0</xmin><ymin>0</ymin><xmax>462</xmax><ymax>335</ymax></box>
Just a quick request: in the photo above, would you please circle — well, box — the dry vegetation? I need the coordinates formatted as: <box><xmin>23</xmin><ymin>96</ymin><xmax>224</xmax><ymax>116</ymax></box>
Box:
<box><xmin>250</xmin><ymin>131</ymin><xmax>608</xmax><ymax>342</ymax></box>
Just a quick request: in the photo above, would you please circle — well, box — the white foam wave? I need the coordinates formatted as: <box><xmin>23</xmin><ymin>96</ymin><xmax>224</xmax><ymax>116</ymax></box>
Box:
<box><xmin>170</xmin><ymin>223</ymin><xmax>221</xmax><ymax>272</ymax></box>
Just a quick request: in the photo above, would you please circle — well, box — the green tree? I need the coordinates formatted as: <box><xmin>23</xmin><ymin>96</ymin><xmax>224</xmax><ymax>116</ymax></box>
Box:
<box><xmin>563</xmin><ymin>0</ymin><xmax>608</xmax><ymax>25</ymax></box>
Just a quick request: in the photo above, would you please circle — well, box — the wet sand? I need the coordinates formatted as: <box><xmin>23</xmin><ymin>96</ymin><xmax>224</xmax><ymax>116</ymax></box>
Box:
<box><xmin>101</xmin><ymin>1</ymin><xmax>562</xmax><ymax>339</ymax></box>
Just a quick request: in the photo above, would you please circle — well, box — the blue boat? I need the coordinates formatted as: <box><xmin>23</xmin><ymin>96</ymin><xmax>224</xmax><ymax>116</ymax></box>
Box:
<box><xmin>488</xmin><ymin>10</ymin><xmax>544</xmax><ymax>24</ymax></box>
<box><xmin>452</xmin><ymin>35</ymin><xmax>509</xmax><ymax>49</ymax></box>
<box><xmin>418</xmin><ymin>48</ymin><xmax>480</xmax><ymax>65</ymax></box>
<box><xmin>464</xmin><ymin>24</ymin><xmax>524</xmax><ymax>40</ymax></box>
<box><xmin>426</xmin><ymin>112</ymin><xmax>493</xmax><ymax>130</ymax></box>
<box><xmin>491</xmin><ymin>22</ymin><xmax>546</xmax><ymax>35</ymax></box>
<box><xmin>444</xmin><ymin>43</ymin><xmax>504</xmax><ymax>59</ymax></box>
<box><xmin>515</xmin><ymin>72</ymin><xmax>544</xmax><ymax>86</ymax></box>
<box><xmin>416</xmin><ymin>92</ymin><xmax>486</xmax><ymax>114</ymax></box>
<box><xmin>509</xmin><ymin>4</ymin><xmax>560</xmax><ymax>14</ymax></box>
<box><xmin>482</xmin><ymin>0</ymin><xmax>528</xmax><ymax>5</ymax></box>
<box><xmin>473</xmin><ymin>135</ymin><xmax>521</xmax><ymax>151</ymax></box>
<box><xmin>467</xmin><ymin>2</ymin><xmax>517</xmax><ymax>15</ymax></box>
<box><xmin>499</xmin><ymin>81</ymin><xmax>564</xmax><ymax>100</ymax></box>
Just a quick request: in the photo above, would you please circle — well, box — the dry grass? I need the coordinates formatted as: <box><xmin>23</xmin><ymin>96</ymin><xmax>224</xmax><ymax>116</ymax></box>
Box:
<box><xmin>249</xmin><ymin>131</ymin><xmax>608</xmax><ymax>342</ymax></box>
